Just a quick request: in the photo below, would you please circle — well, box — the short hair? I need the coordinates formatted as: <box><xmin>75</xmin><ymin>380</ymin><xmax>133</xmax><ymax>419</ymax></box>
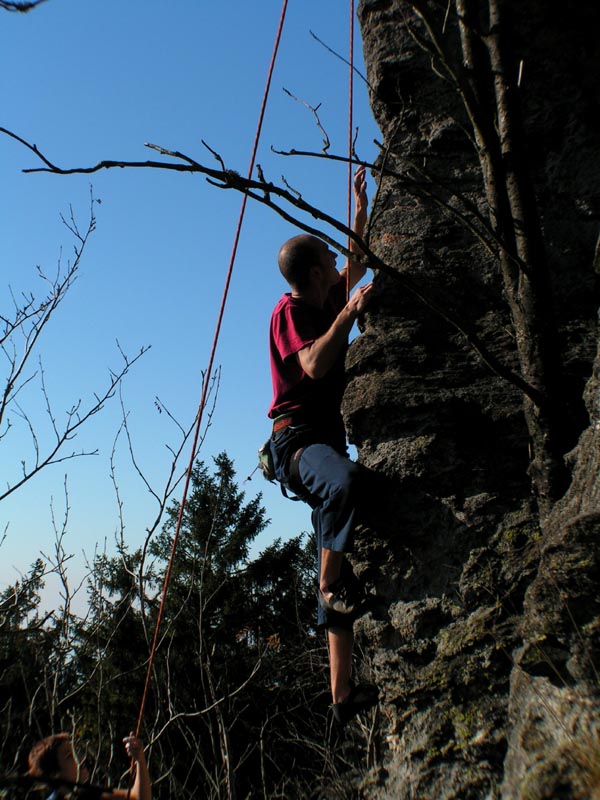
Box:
<box><xmin>27</xmin><ymin>733</ymin><xmax>70</xmax><ymax>778</ymax></box>
<box><xmin>277</xmin><ymin>235</ymin><xmax>325</xmax><ymax>291</ymax></box>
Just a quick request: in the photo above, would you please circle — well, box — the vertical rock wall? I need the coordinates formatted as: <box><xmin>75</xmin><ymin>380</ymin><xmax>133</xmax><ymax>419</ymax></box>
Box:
<box><xmin>347</xmin><ymin>1</ymin><xmax>600</xmax><ymax>796</ymax></box>
<box><xmin>502</xmin><ymin>339</ymin><xmax>600</xmax><ymax>799</ymax></box>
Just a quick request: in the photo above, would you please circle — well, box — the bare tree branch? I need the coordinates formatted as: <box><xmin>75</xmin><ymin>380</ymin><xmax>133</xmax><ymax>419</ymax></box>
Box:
<box><xmin>1</xmin><ymin>340</ymin><xmax>150</xmax><ymax>502</ymax></box>
<box><xmin>282</xmin><ymin>88</ymin><xmax>330</xmax><ymax>153</ymax></box>
<box><xmin>308</xmin><ymin>29</ymin><xmax>373</xmax><ymax>92</ymax></box>
<box><xmin>1</xmin><ymin>189</ymin><xmax>151</xmax><ymax>502</ymax></box>
<box><xmin>0</xmin><ymin>128</ymin><xmax>544</xmax><ymax>404</ymax></box>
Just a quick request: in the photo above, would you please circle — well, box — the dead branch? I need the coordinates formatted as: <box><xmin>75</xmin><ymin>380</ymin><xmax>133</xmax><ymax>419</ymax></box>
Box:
<box><xmin>1</xmin><ymin>189</ymin><xmax>154</xmax><ymax>503</ymax></box>
<box><xmin>282</xmin><ymin>88</ymin><xmax>330</xmax><ymax>153</ymax></box>
<box><xmin>272</xmin><ymin>144</ymin><xmax>508</xmax><ymax>264</ymax></box>
<box><xmin>0</xmin><ymin>128</ymin><xmax>543</xmax><ymax>403</ymax></box>
<box><xmin>308</xmin><ymin>29</ymin><xmax>373</xmax><ymax>92</ymax></box>
<box><xmin>1</xmin><ymin>342</ymin><xmax>149</xmax><ymax>502</ymax></box>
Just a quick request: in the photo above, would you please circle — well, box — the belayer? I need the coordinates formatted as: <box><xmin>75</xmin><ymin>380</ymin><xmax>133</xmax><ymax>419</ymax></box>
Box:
<box><xmin>26</xmin><ymin>731</ymin><xmax>151</xmax><ymax>800</ymax></box>
<box><xmin>266</xmin><ymin>165</ymin><xmax>379</xmax><ymax>725</ymax></box>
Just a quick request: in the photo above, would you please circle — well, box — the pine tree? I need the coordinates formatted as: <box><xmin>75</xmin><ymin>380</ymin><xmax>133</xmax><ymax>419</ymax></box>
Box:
<box><xmin>144</xmin><ymin>452</ymin><xmax>326</xmax><ymax>799</ymax></box>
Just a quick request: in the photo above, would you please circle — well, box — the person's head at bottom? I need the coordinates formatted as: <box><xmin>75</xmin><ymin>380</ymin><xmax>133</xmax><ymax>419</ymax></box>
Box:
<box><xmin>28</xmin><ymin>733</ymin><xmax>89</xmax><ymax>791</ymax></box>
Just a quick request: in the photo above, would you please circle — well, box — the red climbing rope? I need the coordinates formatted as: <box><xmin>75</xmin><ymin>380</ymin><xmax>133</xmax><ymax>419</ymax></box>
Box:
<box><xmin>134</xmin><ymin>0</ymin><xmax>289</xmax><ymax>738</ymax></box>
<box><xmin>346</xmin><ymin>0</ymin><xmax>355</xmax><ymax>302</ymax></box>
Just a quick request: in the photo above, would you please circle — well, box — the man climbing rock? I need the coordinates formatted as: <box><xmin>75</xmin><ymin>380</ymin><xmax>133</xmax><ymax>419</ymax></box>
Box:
<box><xmin>267</xmin><ymin>166</ymin><xmax>379</xmax><ymax>725</ymax></box>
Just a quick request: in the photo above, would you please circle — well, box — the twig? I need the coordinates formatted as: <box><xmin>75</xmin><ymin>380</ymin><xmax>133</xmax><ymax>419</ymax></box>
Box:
<box><xmin>0</xmin><ymin>128</ymin><xmax>543</xmax><ymax>403</ymax></box>
<box><xmin>282</xmin><ymin>88</ymin><xmax>330</xmax><ymax>153</ymax></box>
<box><xmin>309</xmin><ymin>29</ymin><xmax>373</xmax><ymax>92</ymax></box>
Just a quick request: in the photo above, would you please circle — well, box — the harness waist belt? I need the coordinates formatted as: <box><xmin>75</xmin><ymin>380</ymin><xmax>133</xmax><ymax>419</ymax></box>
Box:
<box><xmin>272</xmin><ymin>415</ymin><xmax>296</xmax><ymax>433</ymax></box>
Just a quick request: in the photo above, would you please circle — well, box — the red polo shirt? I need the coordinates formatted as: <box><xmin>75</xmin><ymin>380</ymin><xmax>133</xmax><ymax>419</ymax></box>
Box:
<box><xmin>268</xmin><ymin>281</ymin><xmax>347</xmax><ymax>426</ymax></box>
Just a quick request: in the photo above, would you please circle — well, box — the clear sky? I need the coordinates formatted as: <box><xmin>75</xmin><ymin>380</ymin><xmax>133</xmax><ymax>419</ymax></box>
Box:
<box><xmin>0</xmin><ymin>0</ymin><xmax>380</xmax><ymax>607</ymax></box>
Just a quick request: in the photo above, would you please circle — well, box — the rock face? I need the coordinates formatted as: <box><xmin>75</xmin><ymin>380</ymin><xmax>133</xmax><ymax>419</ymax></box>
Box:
<box><xmin>346</xmin><ymin>2</ymin><xmax>600</xmax><ymax>797</ymax></box>
<box><xmin>502</xmin><ymin>342</ymin><xmax>600</xmax><ymax>799</ymax></box>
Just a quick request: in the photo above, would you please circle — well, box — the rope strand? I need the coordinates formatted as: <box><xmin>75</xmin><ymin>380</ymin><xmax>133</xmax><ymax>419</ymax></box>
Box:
<box><xmin>346</xmin><ymin>0</ymin><xmax>355</xmax><ymax>302</ymax></box>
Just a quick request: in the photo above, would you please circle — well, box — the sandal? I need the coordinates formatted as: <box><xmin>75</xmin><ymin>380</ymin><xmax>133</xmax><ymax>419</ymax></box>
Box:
<box><xmin>332</xmin><ymin>682</ymin><xmax>379</xmax><ymax>725</ymax></box>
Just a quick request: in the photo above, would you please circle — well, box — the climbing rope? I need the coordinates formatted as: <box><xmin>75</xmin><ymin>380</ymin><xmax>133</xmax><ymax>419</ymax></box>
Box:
<box><xmin>346</xmin><ymin>0</ymin><xmax>355</xmax><ymax>302</ymax></box>
<box><xmin>134</xmin><ymin>0</ymin><xmax>289</xmax><ymax>739</ymax></box>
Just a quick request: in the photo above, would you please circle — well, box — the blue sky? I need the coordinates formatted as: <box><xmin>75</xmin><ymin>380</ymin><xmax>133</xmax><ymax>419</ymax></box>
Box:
<box><xmin>0</xmin><ymin>0</ymin><xmax>380</xmax><ymax>606</ymax></box>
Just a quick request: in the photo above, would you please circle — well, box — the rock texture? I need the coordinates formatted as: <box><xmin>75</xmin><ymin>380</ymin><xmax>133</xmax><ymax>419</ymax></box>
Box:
<box><xmin>345</xmin><ymin>1</ymin><xmax>600</xmax><ymax>797</ymax></box>
<box><xmin>502</xmin><ymin>340</ymin><xmax>600</xmax><ymax>799</ymax></box>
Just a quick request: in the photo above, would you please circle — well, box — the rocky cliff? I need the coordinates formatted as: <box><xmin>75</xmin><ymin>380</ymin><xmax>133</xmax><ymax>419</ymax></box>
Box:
<box><xmin>345</xmin><ymin>2</ymin><xmax>600</xmax><ymax>796</ymax></box>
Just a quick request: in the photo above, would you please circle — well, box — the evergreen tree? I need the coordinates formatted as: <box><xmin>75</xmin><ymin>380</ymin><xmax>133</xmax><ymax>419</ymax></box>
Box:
<box><xmin>142</xmin><ymin>453</ymin><xmax>328</xmax><ymax>799</ymax></box>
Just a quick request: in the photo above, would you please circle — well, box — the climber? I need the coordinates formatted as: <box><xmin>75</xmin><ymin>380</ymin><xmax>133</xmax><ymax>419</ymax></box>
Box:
<box><xmin>267</xmin><ymin>165</ymin><xmax>379</xmax><ymax>725</ymax></box>
<box><xmin>27</xmin><ymin>731</ymin><xmax>151</xmax><ymax>800</ymax></box>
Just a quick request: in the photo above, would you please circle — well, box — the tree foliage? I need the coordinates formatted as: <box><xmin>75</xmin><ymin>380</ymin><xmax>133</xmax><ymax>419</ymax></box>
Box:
<box><xmin>0</xmin><ymin>454</ymin><xmax>367</xmax><ymax>800</ymax></box>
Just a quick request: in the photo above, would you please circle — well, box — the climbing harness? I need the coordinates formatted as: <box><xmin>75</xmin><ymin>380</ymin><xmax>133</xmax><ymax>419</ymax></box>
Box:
<box><xmin>265</xmin><ymin>439</ymin><xmax>310</xmax><ymax>502</ymax></box>
<box><xmin>258</xmin><ymin>438</ymin><xmax>276</xmax><ymax>482</ymax></box>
